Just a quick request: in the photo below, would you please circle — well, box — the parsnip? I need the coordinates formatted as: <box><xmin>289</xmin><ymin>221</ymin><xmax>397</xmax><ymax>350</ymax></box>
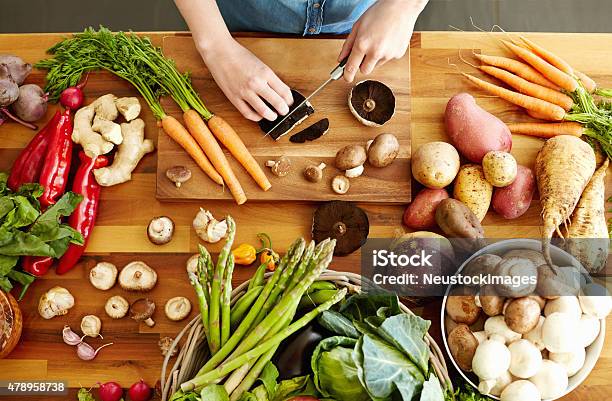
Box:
<box><xmin>564</xmin><ymin>158</ymin><xmax>609</xmax><ymax>273</ymax></box>
<box><xmin>535</xmin><ymin>135</ymin><xmax>596</xmax><ymax>267</ymax></box>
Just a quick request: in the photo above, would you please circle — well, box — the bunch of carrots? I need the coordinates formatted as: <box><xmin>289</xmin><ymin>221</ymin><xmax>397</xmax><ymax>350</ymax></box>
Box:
<box><xmin>36</xmin><ymin>27</ymin><xmax>271</xmax><ymax>205</ymax></box>
<box><xmin>462</xmin><ymin>34</ymin><xmax>612</xmax><ymax>158</ymax></box>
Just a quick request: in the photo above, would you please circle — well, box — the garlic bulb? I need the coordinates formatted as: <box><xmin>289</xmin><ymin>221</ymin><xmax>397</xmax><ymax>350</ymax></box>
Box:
<box><xmin>38</xmin><ymin>286</ymin><xmax>75</xmax><ymax>319</ymax></box>
<box><xmin>192</xmin><ymin>209</ymin><xmax>228</xmax><ymax>243</ymax></box>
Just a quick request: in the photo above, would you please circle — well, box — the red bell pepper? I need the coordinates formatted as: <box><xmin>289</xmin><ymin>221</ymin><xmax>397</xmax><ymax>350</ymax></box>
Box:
<box><xmin>22</xmin><ymin>256</ymin><xmax>54</xmax><ymax>277</ymax></box>
<box><xmin>39</xmin><ymin>109</ymin><xmax>73</xmax><ymax>209</ymax></box>
<box><xmin>7</xmin><ymin>111</ymin><xmax>61</xmax><ymax>191</ymax></box>
<box><xmin>56</xmin><ymin>152</ymin><xmax>108</xmax><ymax>275</ymax></box>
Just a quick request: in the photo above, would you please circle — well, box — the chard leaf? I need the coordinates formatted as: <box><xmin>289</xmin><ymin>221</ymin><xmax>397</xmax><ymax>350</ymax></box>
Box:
<box><xmin>259</xmin><ymin>361</ymin><xmax>279</xmax><ymax>396</ymax></box>
<box><xmin>340</xmin><ymin>292</ymin><xmax>401</xmax><ymax>322</ymax></box>
<box><xmin>0</xmin><ymin>254</ymin><xmax>18</xmax><ymax>276</ymax></box>
<box><xmin>29</xmin><ymin>191</ymin><xmax>82</xmax><ymax>237</ymax></box>
<box><xmin>0</xmin><ymin>276</ymin><xmax>11</xmax><ymax>292</ymax></box>
<box><xmin>359</xmin><ymin>333</ymin><xmax>425</xmax><ymax>401</ymax></box>
<box><xmin>0</xmin><ymin>172</ymin><xmax>7</xmax><ymax>195</ymax></box>
<box><xmin>272</xmin><ymin>375</ymin><xmax>317</xmax><ymax>401</ymax></box>
<box><xmin>377</xmin><ymin>314</ymin><xmax>431</xmax><ymax>374</ymax></box>
<box><xmin>0</xmin><ymin>230</ymin><xmax>57</xmax><ymax>256</ymax></box>
<box><xmin>318</xmin><ymin>310</ymin><xmax>359</xmax><ymax>338</ymax></box>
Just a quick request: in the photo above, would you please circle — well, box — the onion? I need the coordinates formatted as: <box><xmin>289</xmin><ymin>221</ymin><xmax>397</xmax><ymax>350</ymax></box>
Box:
<box><xmin>98</xmin><ymin>381</ymin><xmax>123</xmax><ymax>401</ymax></box>
<box><xmin>128</xmin><ymin>379</ymin><xmax>152</xmax><ymax>401</ymax></box>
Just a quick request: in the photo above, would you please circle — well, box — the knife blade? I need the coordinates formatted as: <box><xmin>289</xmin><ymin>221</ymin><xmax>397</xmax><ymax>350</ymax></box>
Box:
<box><xmin>264</xmin><ymin>57</ymin><xmax>348</xmax><ymax>137</ymax></box>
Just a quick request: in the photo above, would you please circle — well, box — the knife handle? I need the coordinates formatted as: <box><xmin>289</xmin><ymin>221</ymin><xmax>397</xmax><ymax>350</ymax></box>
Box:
<box><xmin>330</xmin><ymin>56</ymin><xmax>349</xmax><ymax>80</ymax></box>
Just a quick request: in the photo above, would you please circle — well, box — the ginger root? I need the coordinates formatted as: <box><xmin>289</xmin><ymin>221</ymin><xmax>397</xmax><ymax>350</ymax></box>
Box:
<box><xmin>115</xmin><ymin>97</ymin><xmax>141</xmax><ymax>121</ymax></box>
<box><xmin>92</xmin><ymin>115</ymin><xmax>122</xmax><ymax>145</ymax></box>
<box><xmin>93</xmin><ymin>118</ymin><xmax>154</xmax><ymax>186</ymax></box>
<box><xmin>72</xmin><ymin>94</ymin><xmax>119</xmax><ymax>157</ymax></box>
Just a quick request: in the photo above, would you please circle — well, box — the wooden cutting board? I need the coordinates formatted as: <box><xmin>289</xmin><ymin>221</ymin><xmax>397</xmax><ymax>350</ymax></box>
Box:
<box><xmin>156</xmin><ymin>36</ymin><xmax>411</xmax><ymax>203</ymax></box>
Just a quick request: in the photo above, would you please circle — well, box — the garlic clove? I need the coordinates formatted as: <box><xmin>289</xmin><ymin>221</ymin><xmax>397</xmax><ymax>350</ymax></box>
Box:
<box><xmin>76</xmin><ymin>341</ymin><xmax>113</xmax><ymax>361</ymax></box>
<box><xmin>62</xmin><ymin>325</ymin><xmax>82</xmax><ymax>346</ymax></box>
<box><xmin>204</xmin><ymin>219</ymin><xmax>228</xmax><ymax>243</ymax></box>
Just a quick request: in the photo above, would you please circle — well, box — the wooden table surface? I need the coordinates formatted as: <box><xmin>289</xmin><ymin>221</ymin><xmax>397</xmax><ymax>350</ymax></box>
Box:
<box><xmin>0</xmin><ymin>31</ymin><xmax>610</xmax><ymax>400</ymax></box>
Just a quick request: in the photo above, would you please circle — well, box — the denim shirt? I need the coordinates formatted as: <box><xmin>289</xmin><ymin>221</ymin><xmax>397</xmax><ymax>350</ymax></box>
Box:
<box><xmin>217</xmin><ymin>0</ymin><xmax>376</xmax><ymax>35</ymax></box>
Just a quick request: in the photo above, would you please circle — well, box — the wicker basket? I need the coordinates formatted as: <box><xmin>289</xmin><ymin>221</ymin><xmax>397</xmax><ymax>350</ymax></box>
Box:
<box><xmin>160</xmin><ymin>271</ymin><xmax>452</xmax><ymax>400</ymax></box>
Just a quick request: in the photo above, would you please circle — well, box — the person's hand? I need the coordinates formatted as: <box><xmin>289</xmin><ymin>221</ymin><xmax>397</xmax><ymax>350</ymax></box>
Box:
<box><xmin>338</xmin><ymin>0</ymin><xmax>427</xmax><ymax>82</ymax></box>
<box><xmin>201</xmin><ymin>38</ymin><xmax>293</xmax><ymax>121</ymax></box>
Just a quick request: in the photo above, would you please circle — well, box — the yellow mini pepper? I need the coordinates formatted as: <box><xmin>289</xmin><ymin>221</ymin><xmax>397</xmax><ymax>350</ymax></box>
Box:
<box><xmin>232</xmin><ymin>243</ymin><xmax>257</xmax><ymax>265</ymax></box>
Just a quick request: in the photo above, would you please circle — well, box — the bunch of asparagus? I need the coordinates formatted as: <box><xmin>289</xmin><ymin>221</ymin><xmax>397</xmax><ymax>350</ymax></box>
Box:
<box><xmin>181</xmin><ymin>218</ymin><xmax>346</xmax><ymax>401</ymax></box>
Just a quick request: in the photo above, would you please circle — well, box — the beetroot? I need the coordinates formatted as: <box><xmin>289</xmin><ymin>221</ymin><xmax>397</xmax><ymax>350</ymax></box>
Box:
<box><xmin>11</xmin><ymin>84</ymin><xmax>48</xmax><ymax>122</ymax></box>
<box><xmin>0</xmin><ymin>54</ymin><xmax>32</xmax><ymax>85</ymax></box>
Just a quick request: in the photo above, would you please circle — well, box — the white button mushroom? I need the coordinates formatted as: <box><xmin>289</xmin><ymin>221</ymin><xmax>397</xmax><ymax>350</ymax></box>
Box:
<box><xmin>529</xmin><ymin>360</ymin><xmax>568</xmax><ymax>400</ymax></box>
<box><xmin>579</xmin><ymin>283</ymin><xmax>612</xmax><ymax>319</ymax></box>
<box><xmin>484</xmin><ymin>315</ymin><xmax>521</xmax><ymax>344</ymax></box>
<box><xmin>118</xmin><ymin>261</ymin><xmax>158</xmax><ymax>291</ymax></box>
<box><xmin>105</xmin><ymin>295</ymin><xmax>129</xmax><ymax>319</ymax></box>
<box><xmin>500</xmin><ymin>380</ymin><xmax>541</xmax><ymax>401</ymax></box>
<box><xmin>523</xmin><ymin>316</ymin><xmax>546</xmax><ymax>351</ymax></box>
<box><xmin>578</xmin><ymin>314</ymin><xmax>601</xmax><ymax>347</ymax></box>
<box><xmin>550</xmin><ymin>347</ymin><xmax>586</xmax><ymax>377</ymax></box>
<box><xmin>38</xmin><ymin>286</ymin><xmax>75</xmax><ymax>319</ymax></box>
<box><xmin>544</xmin><ymin>296</ymin><xmax>582</xmax><ymax>319</ymax></box>
<box><xmin>478</xmin><ymin>370</ymin><xmax>513</xmax><ymax>396</ymax></box>
<box><xmin>508</xmin><ymin>339</ymin><xmax>542</xmax><ymax>379</ymax></box>
<box><xmin>473</xmin><ymin>330</ymin><xmax>488</xmax><ymax>344</ymax></box>
<box><xmin>542</xmin><ymin>312</ymin><xmax>579</xmax><ymax>353</ymax></box>
<box><xmin>89</xmin><ymin>262</ymin><xmax>118</xmax><ymax>290</ymax></box>
<box><xmin>472</xmin><ymin>338</ymin><xmax>511</xmax><ymax>381</ymax></box>
<box><xmin>164</xmin><ymin>296</ymin><xmax>192</xmax><ymax>321</ymax></box>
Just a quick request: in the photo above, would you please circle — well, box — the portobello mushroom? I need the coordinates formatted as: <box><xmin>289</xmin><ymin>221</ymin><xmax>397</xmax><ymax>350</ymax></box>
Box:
<box><xmin>312</xmin><ymin>201</ymin><xmax>369</xmax><ymax>256</ymax></box>
<box><xmin>258</xmin><ymin>89</ymin><xmax>315</xmax><ymax>140</ymax></box>
<box><xmin>348</xmin><ymin>80</ymin><xmax>395</xmax><ymax>127</ymax></box>
<box><xmin>289</xmin><ymin>118</ymin><xmax>329</xmax><ymax>143</ymax></box>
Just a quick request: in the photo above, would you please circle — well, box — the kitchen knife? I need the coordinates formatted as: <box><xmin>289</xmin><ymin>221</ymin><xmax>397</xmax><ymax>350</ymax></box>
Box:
<box><xmin>264</xmin><ymin>57</ymin><xmax>348</xmax><ymax>137</ymax></box>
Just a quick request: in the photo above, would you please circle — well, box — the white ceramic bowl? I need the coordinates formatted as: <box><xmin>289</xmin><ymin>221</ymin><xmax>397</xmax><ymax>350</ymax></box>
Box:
<box><xmin>441</xmin><ymin>239</ymin><xmax>606</xmax><ymax>400</ymax></box>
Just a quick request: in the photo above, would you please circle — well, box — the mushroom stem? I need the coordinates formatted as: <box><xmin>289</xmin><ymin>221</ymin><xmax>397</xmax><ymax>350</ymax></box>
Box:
<box><xmin>144</xmin><ymin>318</ymin><xmax>155</xmax><ymax>327</ymax></box>
<box><xmin>333</xmin><ymin>222</ymin><xmax>347</xmax><ymax>236</ymax></box>
<box><xmin>363</xmin><ymin>98</ymin><xmax>376</xmax><ymax>112</ymax></box>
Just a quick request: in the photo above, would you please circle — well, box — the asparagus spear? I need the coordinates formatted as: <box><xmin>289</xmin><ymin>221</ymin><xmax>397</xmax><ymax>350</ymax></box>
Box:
<box><xmin>230</xmin><ymin>286</ymin><xmax>263</xmax><ymax>328</ymax></box>
<box><xmin>248</xmin><ymin>261</ymin><xmax>267</xmax><ymax>291</ymax></box>
<box><xmin>221</xmin><ymin>253</ymin><xmax>235</xmax><ymax>347</ymax></box>
<box><xmin>189</xmin><ymin>272</ymin><xmax>211</xmax><ymax>348</ymax></box>
<box><xmin>197</xmin><ymin>238</ymin><xmax>303</xmax><ymax>375</ymax></box>
<box><xmin>208</xmin><ymin>216</ymin><xmax>236</xmax><ymax>354</ymax></box>
<box><xmin>286</xmin><ymin>240</ymin><xmax>317</xmax><ymax>292</ymax></box>
<box><xmin>197</xmin><ymin>244</ymin><xmax>213</xmax><ymax>304</ymax></box>
<box><xmin>181</xmin><ymin>286</ymin><xmax>347</xmax><ymax>391</ymax></box>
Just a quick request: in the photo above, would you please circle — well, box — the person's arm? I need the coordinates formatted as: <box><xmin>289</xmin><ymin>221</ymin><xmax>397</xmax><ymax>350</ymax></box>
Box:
<box><xmin>174</xmin><ymin>0</ymin><xmax>293</xmax><ymax>121</ymax></box>
<box><xmin>339</xmin><ymin>0</ymin><xmax>429</xmax><ymax>82</ymax></box>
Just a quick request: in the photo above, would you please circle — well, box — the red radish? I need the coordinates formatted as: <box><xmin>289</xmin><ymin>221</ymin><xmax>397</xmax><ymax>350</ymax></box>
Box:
<box><xmin>128</xmin><ymin>379</ymin><xmax>152</xmax><ymax>401</ymax></box>
<box><xmin>59</xmin><ymin>74</ymin><xmax>88</xmax><ymax>110</ymax></box>
<box><xmin>98</xmin><ymin>381</ymin><xmax>123</xmax><ymax>401</ymax></box>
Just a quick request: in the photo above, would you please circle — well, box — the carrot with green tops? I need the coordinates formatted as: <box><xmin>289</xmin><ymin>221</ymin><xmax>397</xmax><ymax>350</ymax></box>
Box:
<box><xmin>183</xmin><ymin>109</ymin><xmax>247</xmax><ymax>205</ymax></box>
<box><xmin>479</xmin><ymin>65</ymin><xmax>574</xmax><ymax>111</ymax></box>
<box><xmin>502</xmin><ymin>40</ymin><xmax>578</xmax><ymax>93</ymax></box>
<box><xmin>463</xmin><ymin>73</ymin><xmax>566</xmax><ymax>121</ymax></box>
<box><xmin>574</xmin><ymin>70</ymin><xmax>598</xmax><ymax>94</ymax></box>
<box><xmin>161</xmin><ymin>116</ymin><xmax>224</xmax><ymax>186</ymax></box>
<box><xmin>207</xmin><ymin>115</ymin><xmax>272</xmax><ymax>192</ymax></box>
<box><xmin>507</xmin><ymin>121</ymin><xmax>586</xmax><ymax>138</ymax></box>
<box><xmin>474</xmin><ymin>53</ymin><xmax>559</xmax><ymax>90</ymax></box>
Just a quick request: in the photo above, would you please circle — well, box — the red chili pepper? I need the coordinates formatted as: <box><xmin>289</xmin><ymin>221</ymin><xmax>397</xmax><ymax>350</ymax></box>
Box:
<box><xmin>22</xmin><ymin>256</ymin><xmax>54</xmax><ymax>277</ymax></box>
<box><xmin>39</xmin><ymin>109</ymin><xmax>73</xmax><ymax>209</ymax></box>
<box><xmin>7</xmin><ymin>111</ymin><xmax>61</xmax><ymax>191</ymax></box>
<box><xmin>56</xmin><ymin>152</ymin><xmax>109</xmax><ymax>275</ymax></box>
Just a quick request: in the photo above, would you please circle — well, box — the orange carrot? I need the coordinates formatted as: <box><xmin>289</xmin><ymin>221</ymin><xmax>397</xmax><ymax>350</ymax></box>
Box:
<box><xmin>183</xmin><ymin>109</ymin><xmax>247</xmax><ymax>205</ymax></box>
<box><xmin>574</xmin><ymin>70</ymin><xmax>597</xmax><ymax>93</ymax></box>
<box><xmin>526</xmin><ymin>109</ymin><xmax>558</xmax><ymax>121</ymax></box>
<box><xmin>160</xmin><ymin>115</ymin><xmax>224</xmax><ymax>186</ymax></box>
<box><xmin>479</xmin><ymin>65</ymin><xmax>574</xmax><ymax>111</ymax></box>
<box><xmin>474</xmin><ymin>53</ymin><xmax>560</xmax><ymax>90</ymax></box>
<box><xmin>463</xmin><ymin>73</ymin><xmax>566</xmax><ymax>121</ymax></box>
<box><xmin>207</xmin><ymin>115</ymin><xmax>272</xmax><ymax>192</ymax></box>
<box><xmin>507</xmin><ymin>121</ymin><xmax>585</xmax><ymax>138</ymax></box>
<box><xmin>519</xmin><ymin>36</ymin><xmax>574</xmax><ymax>74</ymax></box>
<box><xmin>502</xmin><ymin>41</ymin><xmax>578</xmax><ymax>92</ymax></box>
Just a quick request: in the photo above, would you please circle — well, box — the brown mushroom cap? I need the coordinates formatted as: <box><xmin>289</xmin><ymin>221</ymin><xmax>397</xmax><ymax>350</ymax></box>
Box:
<box><xmin>130</xmin><ymin>298</ymin><xmax>156</xmax><ymax>327</ymax></box>
<box><xmin>478</xmin><ymin>285</ymin><xmax>505</xmax><ymax>316</ymax></box>
<box><xmin>147</xmin><ymin>216</ymin><xmax>175</xmax><ymax>245</ymax></box>
<box><xmin>367</xmin><ymin>133</ymin><xmax>400</xmax><ymax>168</ymax></box>
<box><xmin>448</xmin><ymin>324</ymin><xmax>479</xmax><ymax>372</ymax></box>
<box><xmin>258</xmin><ymin>89</ymin><xmax>315</xmax><ymax>140</ymax></box>
<box><xmin>165</xmin><ymin>166</ymin><xmax>191</xmax><ymax>188</ymax></box>
<box><xmin>304</xmin><ymin>163</ymin><xmax>326</xmax><ymax>183</ymax></box>
<box><xmin>312</xmin><ymin>201</ymin><xmax>369</xmax><ymax>256</ymax></box>
<box><xmin>446</xmin><ymin>290</ymin><xmax>481</xmax><ymax>325</ymax></box>
<box><xmin>504</xmin><ymin>297</ymin><xmax>541</xmax><ymax>334</ymax></box>
<box><xmin>335</xmin><ymin>145</ymin><xmax>367</xmax><ymax>171</ymax></box>
<box><xmin>348</xmin><ymin>80</ymin><xmax>395</xmax><ymax>127</ymax></box>
<box><xmin>267</xmin><ymin>156</ymin><xmax>292</xmax><ymax>177</ymax></box>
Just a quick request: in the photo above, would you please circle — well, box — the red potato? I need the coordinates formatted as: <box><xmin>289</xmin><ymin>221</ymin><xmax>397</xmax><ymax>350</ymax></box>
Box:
<box><xmin>492</xmin><ymin>165</ymin><xmax>536</xmax><ymax>219</ymax></box>
<box><xmin>403</xmin><ymin>188</ymin><xmax>450</xmax><ymax>229</ymax></box>
<box><xmin>444</xmin><ymin>93</ymin><xmax>512</xmax><ymax>163</ymax></box>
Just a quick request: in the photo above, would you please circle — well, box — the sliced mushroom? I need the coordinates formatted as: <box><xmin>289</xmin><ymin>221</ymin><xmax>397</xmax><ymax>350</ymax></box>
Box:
<box><xmin>165</xmin><ymin>166</ymin><xmax>191</xmax><ymax>188</ymax></box>
<box><xmin>130</xmin><ymin>298</ymin><xmax>156</xmax><ymax>327</ymax></box>
<box><xmin>312</xmin><ymin>201</ymin><xmax>369</xmax><ymax>256</ymax></box>
<box><xmin>147</xmin><ymin>216</ymin><xmax>175</xmax><ymax>245</ymax></box>
<box><xmin>258</xmin><ymin>89</ymin><xmax>315</xmax><ymax>140</ymax></box>
<box><xmin>331</xmin><ymin>175</ymin><xmax>350</xmax><ymax>194</ymax></box>
<box><xmin>303</xmin><ymin>163</ymin><xmax>326</xmax><ymax>183</ymax></box>
<box><xmin>289</xmin><ymin>118</ymin><xmax>329</xmax><ymax>143</ymax></box>
<box><xmin>118</xmin><ymin>261</ymin><xmax>158</xmax><ymax>291</ymax></box>
<box><xmin>348</xmin><ymin>80</ymin><xmax>395</xmax><ymax>127</ymax></box>
<box><xmin>105</xmin><ymin>295</ymin><xmax>129</xmax><ymax>319</ymax></box>
<box><xmin>89</xmin><ymin>262</ymin><xmax>118</xmax><ymax>290</ymax></box>
<box><xmin>266</xmin><ymin>156</ymin><xmax>292</xmax><ymax>177</ymax></box>
<box><xmin>164</xmin><ymin>296</ymin><xmax>192</xmax><ymax>321</ymax></box>
<box><xmin>159</xmin><ymin>336</ymin><xmax>178</xmax><ymax>357</ymax></box>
